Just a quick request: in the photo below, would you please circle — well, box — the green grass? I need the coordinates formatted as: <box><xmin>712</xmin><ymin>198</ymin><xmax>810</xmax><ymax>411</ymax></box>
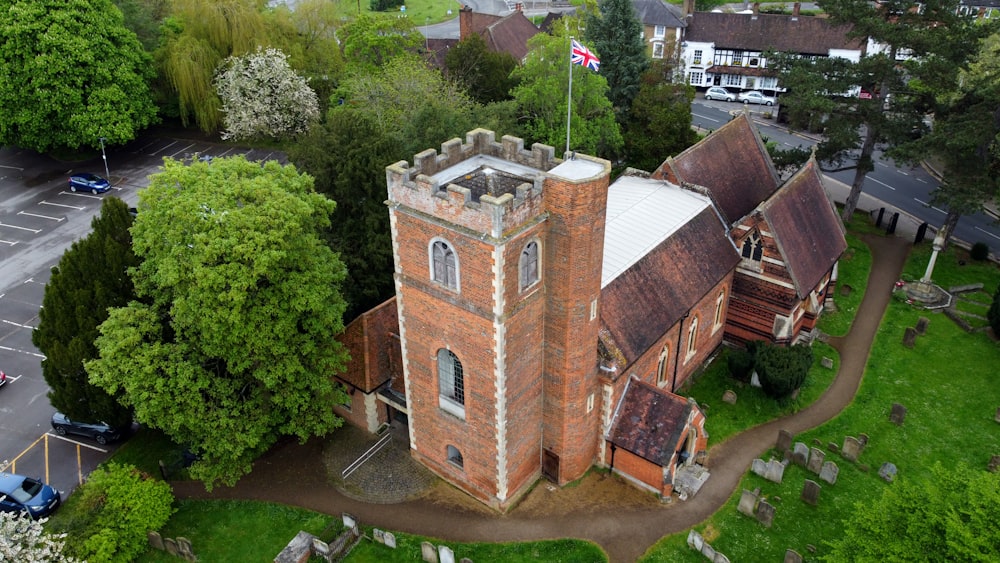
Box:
<box><xmin>817</xmin><ymin>231</ymin><xmax>872</xmax><ymax>337</ymax></box>
<box><xmin>680</xmin><ymin>342</ymin><xmax>839</xmax><ymax>446</ymax></box>
<box><xmin>639</xmin><ymin>238</ymin><xmax>1000</xmax><ymax>563</ymax></box>
<box><xmin>347</xmin><ymin>530</ymin><xmax>606</xmax><ymax>562</ymax></box>
<box><xmin>107</xmin><ymin>426</ymin><xmax>192</xmax><ymax>480</ymax></box>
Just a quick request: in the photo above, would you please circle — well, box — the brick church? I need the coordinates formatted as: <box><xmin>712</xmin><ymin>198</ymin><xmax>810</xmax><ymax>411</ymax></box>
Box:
<box><xmin>333</xmin><ymin>113</ymin><xmax>846</xmax><ymax>510</ymax></box>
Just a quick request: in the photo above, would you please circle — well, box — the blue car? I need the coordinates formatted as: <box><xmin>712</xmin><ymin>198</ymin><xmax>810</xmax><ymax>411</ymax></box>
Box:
<box><xmin>0</xmin><ymin>472</ymin><xmax>61</xmax><ymax>519</ymax></box>
<box><xmin>68</xmin><ymin>172</ymin><xmax>111</xmax><ymax>194</ymax></box>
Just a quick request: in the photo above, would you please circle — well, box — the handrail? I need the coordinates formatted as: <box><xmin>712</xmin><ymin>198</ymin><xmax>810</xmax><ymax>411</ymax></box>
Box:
<box><xmin>341</xmin><ymin>433</ymin><xmax>392</xmax><ymax>479</ymax></box>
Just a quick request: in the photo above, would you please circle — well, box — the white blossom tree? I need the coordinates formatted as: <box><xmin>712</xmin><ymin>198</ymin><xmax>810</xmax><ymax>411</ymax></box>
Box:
<box><xmin>214</xmin><ymin>47</ymin><xmax>320</xmax><ymax>141</ymax></box>
<box><xmin>0</xmin><ymin>512</ymin><xmax>80</xmax><ymax>562</ymax></box>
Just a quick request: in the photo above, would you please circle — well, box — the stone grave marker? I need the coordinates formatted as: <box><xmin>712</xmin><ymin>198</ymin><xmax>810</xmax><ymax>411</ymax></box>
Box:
<box><xmin>902</xmin><ymin>327</ymin><xmax>917</xmax><ymax>348</ymax></box>
<box><xmin>385</xmin><ymin>532</ymin><xmax>397</xmax><ymax>549</ymax></box>
<box><xmin>715</xmin><ymin>552</ymin><xmax>731</xmax><ymax>563</ymax></box>
<box><xmin>756</xmin><ymin>500</ymin><xmax>776</xmax><ymax>528</ymax></box>
<box><xmin>812</xmin><ymin>438</ymin><xmax>823</xmax><ymax>447</ymax></box>
<box><xmin>343</xmin><ymin>513</ymin><xmax>357</xmax><ymax>530</ymax></box>
<box><xmin>312</xmin><ymin>538</ymin><xmax>331</xmax><ymax>558</ymax></box>
<box><xmin>801</xmin><ymin>479</ymin><xmax>820</xmax><ymax>506</ymax></box>
<box><xmin>995</xmin><ymin>407</ymin><xmax>1000</xmax><ymax>423</ymax></box>
<box><xmin>177</xmin><ymin>538</ymin><xmax>194</xmax><ymax>561</ymax></box>
<box><xmin>784</xmin><ymin>549</ymin><xmax>803</xmax><ymax>563</ymax></box>
<box><xmin>841</xmin><ymin>436</ymin><xmax>862</xmax><ymax>462</ymax></box>
<box><xmin>879</xmin><ymin>462</ymin><xmax>898</xmax><ymax>482</ymax></box>
<box><xmin>819</xmin><ymin>461</ymin><xmax>839</xmax><ymax>485</ymax></box>
<box><xmin>752</xmin><ymin>458</ymin><xmax>767</xmax><ymax>478</ymax></box>
<box><xmin>827</xmin><ymin>441</ymin><xmax>839</xmax><ymax>453</ymax></box>
<box><xmin>722</xmin><ymin>390</ymin><xmax>737</xmax><ymax>405</ymax></box>
<box><xmin>776</xmin><ymin>429</ymin><xmax>793</xmax><ymax>454</ymax></box>
<box><xmin>840</xmin><ymin>284</ymin><xmax>852</xmax><ymax>296</ymax></box>
<box><xmin>439</xmin><ymin>545</ymin><xmax>455</xmax><ymax>563</ymax></box>
<box><xmin>807</xmin><ymin>447</ymin><xmax>825</xmax><ymax>474</ymax></box>
<box><xmin>858</xmin><ymin>433</ymin><xmax>869</xmax><ymax>447</ymax></box>
<box><xmin>765</xmin><ymin>459</ymin><xmax>786</xmax><ymax>484</ymax></box>
<box><xmin>422</xmin><ymin>541</ymin><xmax>438</xmax><ymax>563</ymax></box>
<box><xmin>701</xmin><ymin>543</ymin><xmax>717</xmax><ymax>560</ymax></box>
<box><xmin>460</xmin><ymin>559</ymin><xmax>473</xmax><ymax>563</ymax></box>
<box><xmin>821</xmin><ymin>356</ymin><xmax>834</xmax><ymax>369</ymax></box>
<box><xmin>687</xmin><ymin>529</ymin><xmax>704</xmax><ymax>551</ymax></box>
<box><xmin>148</xmin><ymin>531</ymin><xmax>164</xmax><ymax>550</ymax></box>
<box><xmin>750</xmin><ymin>371</ymin><xmax>762</xmax><ymax>387</ymax></box>
<box><xmin>164</xmin><ymin>538</ymin><xmax>178</xmax><ymax>556</ymax></box>
<box><xmin>915</xmin><ymin>316</ymin><xmax>930</xmax><ymax>334</ymax></box>
<box><xmin>738</xmin><ymin>489</ymin><xmax>758</xmax><ymax>516</ymax></box>
<box><xmin>890</xmin><ymin>403</ymin><xmax>907</xmax><ymax>425</ymax></box>
<box><xmin>988</xmin><ymin>455</ymin><xmax>1000</xmax><ymax>473</ymax></box>
<box><xmin>374</xmin><ymin>529</ymin><xmax>385</xmax><ymax>544</ymax></box>
<box><xmin>792</xmin><ymin>442</ymin><xmax>810</xmax><ymax>466</ymax></box>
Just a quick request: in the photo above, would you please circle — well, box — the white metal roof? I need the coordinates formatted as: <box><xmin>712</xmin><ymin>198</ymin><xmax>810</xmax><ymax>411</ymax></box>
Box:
<box><xmin>602</xmin><ymin>176</ymin><xmax>713</xmax><ymax>288</ymax></box>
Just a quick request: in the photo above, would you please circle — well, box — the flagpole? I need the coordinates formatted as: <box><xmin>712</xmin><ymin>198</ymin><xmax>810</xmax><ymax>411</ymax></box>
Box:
<box><xmin>566</xmin><ymin>36</ymin><xmax>573</xmax><ymax>156</ymax></box>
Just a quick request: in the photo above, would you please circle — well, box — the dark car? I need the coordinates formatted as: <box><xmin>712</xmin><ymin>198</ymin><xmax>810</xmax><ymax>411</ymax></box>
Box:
<box><xmin>51</xmin><ymin>412</ymin><xmax>128</xmax><ymax>445</ymax></box>
<box><xmin>0</xmin><ymin>472</ymin><xmax>61</xmax><ymax>519</ymax></box>
<box><xmin>68</xmin><ymin>172</ymin><xmax>111</xmax><ymax>194</ymax></box>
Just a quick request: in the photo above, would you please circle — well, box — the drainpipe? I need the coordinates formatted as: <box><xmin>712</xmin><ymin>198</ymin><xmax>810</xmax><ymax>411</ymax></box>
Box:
<box><xmin>671</xmin><ymin>312</ymin><xmax>690</xmax><ymax>393</ymax></box>
<box><xmin>609</xmin><ymin>443</ymin><xmax>617</xmax><ymax>473</ymax></box>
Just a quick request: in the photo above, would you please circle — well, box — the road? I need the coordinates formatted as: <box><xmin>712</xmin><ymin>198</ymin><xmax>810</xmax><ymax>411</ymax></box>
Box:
<box><xmin>0</xmin><ymin>134</ymin><xmax>284</xmax><ymax>497</ymax></box>
<box><xmin>691</xmin><ymin>97</ymin><xmax>1000</xmax><ymax>256</ymax></box>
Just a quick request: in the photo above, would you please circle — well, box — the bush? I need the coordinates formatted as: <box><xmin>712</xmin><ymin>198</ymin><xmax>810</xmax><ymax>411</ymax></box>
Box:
<box><xmin>989</xmin><ymin>284</ymin><xmax>1000</xmax><ymax>336</ymax></box>
<box><xmin>970</xmin><ymin>242</ymin><xmax>990</xmax><ymax>261</ymax></box>
<box><xmin>370</xmin><ymin>0</ymin><xmax>403</xmax><ymax>11</ymax></box>
<box><xmin>53</xmin><ymin>463</ymin><xmax>174</xmax><ymax>563</ymax></box>
<box><xmin>727</xmin><ymin>348</ymin><xmax>755</xmax><ymax>382</ymax></box>
<box><xmin>755</xmin><ymin>342</ymin><xmax>814</xmax><ymax>400</ymax></box>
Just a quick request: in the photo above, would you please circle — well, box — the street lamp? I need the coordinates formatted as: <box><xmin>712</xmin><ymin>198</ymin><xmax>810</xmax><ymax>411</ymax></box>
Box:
<box><xmin>99</xmin><ymin>137</ymin><xmax>111</xmax><ymax>184</ymax></box>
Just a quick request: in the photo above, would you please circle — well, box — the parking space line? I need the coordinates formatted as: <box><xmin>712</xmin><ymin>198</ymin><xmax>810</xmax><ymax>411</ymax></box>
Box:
<box><xmin>0</xmin><ymin>239</ymin><xmax>15</xmax><ymax>246</ymax></box>
<box><xmin>975</xmin><ymin>227</ymin><xmax>1000</xmax><ymax>241</ymax></box>
<box><xmin>218</xmin><ymin>148</ymin><xmax>237</xmax><ymax>157</ymax></box>
<box><xmin>47</xmin><ymin>433</ymin><xmax>108</xmax><ymax>453</ymax></box>
<box><xmin>40</xmin><ymin>200</ymin><xmax>85</xmax><ymax>210</ymax></box>
<box><xmin>150</xmin><ymin>140</ymin><xmax>178</xmax><ymax>156</ymax></box>
<box><xmin>0</xmin><ymin>221</ymin><xmax>41</xmax><ymax>233</ymax></box>
<box><xmin>18</xmin><ymin>211</ymin><xmax>64</xmax><ymax>222</ymax></box>
<box><xmin>61</xmin><ymin>191</ymin><xmax>103</xmax><ymax>199</ymax></box>
<box><xmin>1</xmin><ymin>432</ymin><xmax>47</xmax><ymax>473</ymax></box>
<box><xmin>168</xmin><ymin>142</ymin><xmax>196</xmax><ymax>158</ymax></box>
<box><xmin>3</xmin><ymin>319</ymin><xmax>35</xmax><ymax>329</ymax></box>
<box><xmin>0</xmin><ymin>344</ymin><xmax>45</xmax><ymax>358</ymax></box>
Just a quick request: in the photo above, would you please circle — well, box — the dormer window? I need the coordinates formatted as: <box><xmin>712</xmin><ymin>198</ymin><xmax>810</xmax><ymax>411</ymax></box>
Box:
<box><xmin>741</xmin><ymin>232</ymin><xmax>763</xmax><ymax>262</ymax></box>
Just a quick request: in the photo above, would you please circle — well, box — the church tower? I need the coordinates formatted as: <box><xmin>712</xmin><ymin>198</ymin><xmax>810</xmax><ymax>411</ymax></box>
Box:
<box><xmin>385</xmin><ymin>130</ymin><xmax>610</xmax><ymax>509</ymax></box>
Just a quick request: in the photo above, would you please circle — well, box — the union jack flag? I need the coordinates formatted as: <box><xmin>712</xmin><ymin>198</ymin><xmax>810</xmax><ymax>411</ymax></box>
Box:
<box><xmin>571</xmin><ymin>40</ymin><xmax>600</xmax><ymax>72</ymax></box>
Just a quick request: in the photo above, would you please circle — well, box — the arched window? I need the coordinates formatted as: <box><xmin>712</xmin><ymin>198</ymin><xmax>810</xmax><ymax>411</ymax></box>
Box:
<box><xmin>741</xmin><ymin>232</ymin><xmax>763</xmax><ymax>262</ymax></box>
<box><xmin>714</xmin><ymin>290</ymin><xmax>726</xmax><ymax>330</ymax></box>
<box><xmin>431</xmin><ymin>240</ymin><xmax>458</xmax><ymax>289</ymax></box>
<box><xmin>446</xmin><ymin>445</ymin><xmax>464</xmax><ymax>469</ymax></box>
<box><xmin>657</xmin><ymin>345</ymin><xmax>670</xmax><ymax>386</ymax></box>
<box><xmin>519</xmin><ymin>241</ymin><xmax>540</xmax><ymax>290</ymax></box>
<box><xmin>438</xmin><ymin>349</ymin><xmax>465</xmax><ymax>418</ymax></box>
<box><xmin>686</xmin><ymin>317</ymin><xmax>699</xmax><ymax>358</ymax></box>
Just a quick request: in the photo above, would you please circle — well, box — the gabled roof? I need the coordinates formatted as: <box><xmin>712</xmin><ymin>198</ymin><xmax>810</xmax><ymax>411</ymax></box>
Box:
<box><xmin>600</xmin><ymin>178</ymin><xmax>738</xmax><ymax>365</ymax></box>
<box><xmin>684</xmin><ymin>12</ymin><xmax>864</xmax><ymax>55</ymax></box>
<box><xmin>539</xmin><ymin>11</ymin><xmax>573</xmax><ymax>33</ymax></box>
<box><xmin>607</xmin><ymin>378</ymin><xmax>693</xmax><ymax>466</ymax></box>
<box><xmin>657</xmin><ymin>112</ymin><xmax>780</xmax><ymax>226</ymax></box>
<box><xmin>336</xmin><ymin>298</ymin><xmax>400</xmax><ymax>392</ymax></box>
<box><xmin>462</xmin><ymin>9</ymin><xmax>541</xmax><ymax>61</ymax></box>
<box><xmin>633</xmin><ymin>0</ymin><xmax>686</xmax><ymax>28</ymax></box>
<box><xmin>760</xmin><ymin>159</ymin><xmax>847</xmax><ymax>297</ymax></box>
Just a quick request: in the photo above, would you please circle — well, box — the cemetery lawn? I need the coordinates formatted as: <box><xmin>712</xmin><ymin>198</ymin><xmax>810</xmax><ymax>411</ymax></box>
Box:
<box><xmin>346</xmin><ymin>530</ymin><xmax>606</xmax><ymax>562</ymax></box>
<box><xmin>638</xmin><ymin>235</ymin><xmax>1000</xmax><ymax>562</ymax></box>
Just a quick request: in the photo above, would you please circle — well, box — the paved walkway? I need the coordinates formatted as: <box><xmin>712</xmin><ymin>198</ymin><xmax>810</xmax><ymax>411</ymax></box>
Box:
<box><xmin>171</xmin><ymin>232</ymin><xmax>911</xmax><ymax>562</ymax></box>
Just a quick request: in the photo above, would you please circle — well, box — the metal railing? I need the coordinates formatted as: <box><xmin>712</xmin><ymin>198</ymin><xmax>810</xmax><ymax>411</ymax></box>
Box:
<box><xmin>341</xmin><ymin>433</ymin><xmax>392</xmax><ymax>479</ymax></box>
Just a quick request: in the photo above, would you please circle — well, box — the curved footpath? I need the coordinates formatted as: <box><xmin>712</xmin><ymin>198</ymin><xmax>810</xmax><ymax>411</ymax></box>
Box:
<box><xmin>172</xmin><ymin>234</ymin><xmax>911</xmax><ymax>562</ymax></box>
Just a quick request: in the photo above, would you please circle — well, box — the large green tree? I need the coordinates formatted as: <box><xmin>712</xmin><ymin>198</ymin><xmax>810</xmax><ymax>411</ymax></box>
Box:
<box><xmin>86</xmin><ymin>156</ymin><xmax>350</xmax><ymax>489</ymax></box>
<box><xmin>584</xmin><ymin>0</ymin><xmax>649</xmax><ymax>118</ymax></box>
<box><xmin>827</xmin><ymin>463</ymin><xmax>1000</xmax><ymax>561</ymax></box>
<box><xmin>32</xmin><ymin>198</ymin><xmax>137</xmax><ymax>428</ymax></box>
<box><xmin>624</xmin><ymin>60</ymin><xmax>698</xmax><ymax>171</ymax></box>
<box><xmin>339</xmin><ymin>14</ymin><xmax>424</xmax><ymax>71</ymax></box>
<box><xmin>0</xmin><ymin>0</ymin><xmax>157</xmax><ymax>152</ymax></box>
<box><xmin>445</xmin><ymin>33</ymin><xmax>520</xmax><ymax>105</ymax></box>
<box><xmin>772</xmin><ymin>0</ymin><xmax>989</xmax><ymax>222</ymax></box>
<box><xmin>511</xmin><ymin>32</ymin><xmax>622</xmax><ymax>157</ymax></box>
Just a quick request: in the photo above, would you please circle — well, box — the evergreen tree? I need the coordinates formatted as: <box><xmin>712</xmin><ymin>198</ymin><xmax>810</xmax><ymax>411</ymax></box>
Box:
<box><xmin>624</xmin><ymin>60</ymin><xmax>698</xmax><ymax>171</ymax></box>
<box><xmin>585</xmin><ymin>0</ymin><xmax>649</xmax><ymax>118</ymax></box>
<box><xmin>32</xmin><ymin>198</ymin><xmax>137</xmax><ymax>427</ymax></box>
<box><xmin>445</xmin><ymin>33</ymin><xmax>520</xmax><ymax>104</ymax></box>
<box><xmin>755</xmin><ymin>342</ymin><xmax>813</xmax><ymax>400</ymax></box>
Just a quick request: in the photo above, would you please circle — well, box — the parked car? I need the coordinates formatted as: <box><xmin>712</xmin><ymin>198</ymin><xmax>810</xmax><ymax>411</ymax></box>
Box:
<box><xmin>738</xmin><ymin>91</ymin><xmax>776</xmax><ymax>106</ymax></box>
<box><xmin>68</xmin><ymin>172</ymin><xmax>111</xmax><ymax>194</ymax></box>
<box><xmin>0</xmin><ymin>472</ymin><xmax>61</xmax><ymax>519</ymax></box>
<box><xmin>51</xmin><ymin>412</ymin><xmax>129</xmax><ymax>445</ymax></box>
<box><xmin>705</xmin><ymin>87</ymin><xmax>735</xmax><ymax>102</ymax></box>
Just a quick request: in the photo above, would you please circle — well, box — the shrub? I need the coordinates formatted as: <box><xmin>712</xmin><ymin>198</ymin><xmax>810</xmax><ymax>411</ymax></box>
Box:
<box><xmin>727</xmin><ymin>348</ymin><xmax>755</xmax><ymax>382</ymax></box>
<box><xmin>755</xmin><ymin>342</ymin><xmax>814</xmax><ymax>400</ymax></box>
<box><xmin>370</xmin><ymin>0</ymin><xmax>403</xmax><ymax>11</ymax></box>
<box><xmin>970</xmin><ymin>241</ymin><xmax>990</xmax><ymax>261</ymax></box>
<box><xmin>989</xmin><ymin>284</ymin><xmax>1000</xmax><ymax>336</ymax></box>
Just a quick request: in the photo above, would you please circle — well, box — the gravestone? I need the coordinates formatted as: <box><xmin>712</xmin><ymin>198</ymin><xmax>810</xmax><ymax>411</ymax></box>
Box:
<box><xmin>714</xmin><ymin>552</ymin><xmax>730</xmax><ymax>563</ymax></box>
<box><xmin>738</xmin><ymin>489</ymin><xmax>758</xmax><ymax>516</ymax></box>
<box><xmin>821</xmin><ymin>356</ymin><xmax>834</xmax><ymax>369</ymax></box>
<box><xmin>995</xmin><ymin>407</ymin><xmax>1000</xmax><ymax>423</ymax></box>
<box><xmin>752</xmin><ymin>458</ymin><xmax>767</xmax><ymax>478</ymax></box>
<box><xmin>722</xmin><ymin>390</ymin><xmax>738</xmax><ymax>405</ymax></box>
<box><xmin>903</xmin><ymin>327</ymin><xmax>917</xmax><ymax>348</ymax></box>
<box><xmin>988</xmin><ymin>455</ymin><xmax>1000</xmax><ymax>473</ymax></box>
<box><xmin>312</xmin><ymin>538</ymin><xmax>330</xmax><ymax>558</ymax></box>
<box><xmin>776</xmin><ymin>429</ymin><xmax>794</xmax><ymax>454</ymax></box>
<box><xmin>812</xmin><ymin>438</ymin><xmax>823</xmax><ymax>447</ymax></box>
<box><xmin>164</xmin><ymin>538</ymin><xmax>178</xmax><ymax>556</ymax></box>
<box><xmin>148</xmin><ymin>531</ymin><xmax>164</xmax><ymax>550</ymax></box>
<box><xmin>827</xmin><ymin>442</ymin><xmax>839</xmax><ymax>453</ymax></box>
<box><xmin>422</xmin><ymin>541</ymin><xmax>438</xmax><ymax>563</ymax></box>
<box><xmin>343</xmin><ymin>513</ymin><xmax>357</xmax><ymax>530</ymax></box>
<box><xmin>701</xmin><ymin>543</ymin><xmax>717</xmax><ymax>561</ymax></box>
<box><xmin>819</xmin><ymin>460</ymin><xmax>839</xmax><ymax>485</ymax></box>
<box><xmin>807</xmin><ymin>448</ymin><xmax>825</xmax><ymax>474</ymax></box>
<box><xmin>384</xmin><ymin>532</ymin><xmax>397</xmax><ymax>549</ymax></box>
<box><xmin>374</xmin><ymin>529</ymin><xmax>385</xmax><ymax>544</ymax></box>
<box><xmin>801</xmin><ymin>479</ymin><xmax>820</xmax><ymax>506</ymax></box>
<box><xmin>915</xmin><ymin>317</ymin><xmax>930</xmax><ymax>334</ymax></box>
<box><xmin>687</xmin><ymin>529</ymin><xmax>705</xmax><ymax>551</ymax></box>
<box><xmin>460</xmin><ymin>559</ymin><xmax>473</xmax><ymax>563</ymax></box>
<box><xmin>840</xmin><ymin>284</ymin><xmax>852</xmax><ymax>296</ymax></box>
<box><xmin>841</xmin><ymin>436</ymin><xmax>862</xmax><ymax>462</ymax></box>
<box><xmin>756</xmin><ymin>500</ymin><xmax>776</xmax><ymax>528</ymax></box>
<box><xmin>765</xmin><ymin>459</ymin><xmax>786</xmax><ymax>483</ymax></box>
<box><xmin>792</xmin><ymin>442</ymin><xmax>810</xmax><ymax>466</ymax></box>
<box><xmin>438</xmin><ymin>545</ymin><xmax>455</xmax><ymax>563</ymax></box>
<box><xmin>858</xmin><ymin>433</ymin><xmax>869</xmax><ymax>447</ymax></box>
<box><xmin>784</xmin><ymin>549</ymin><xmax>803</xmax><ymax>563</ymax></box>
<box><xmin>750</xmin><ymin>371</ymin><xmax>762</xmax><ymax>388</ymax></box>
<box><xmin>177</xmin><ymin>538</ymin><xmax>195</xmax><ymax>562</ymax></box>
<box><xmin>890</xmin><ymin>403</ymin><xmax>907</xmax><ymax>425</ymax></box>
<box><xmin>879</xmin><ymin>462</ymin><xmax>898</xmax><ymax>482</ymax></box>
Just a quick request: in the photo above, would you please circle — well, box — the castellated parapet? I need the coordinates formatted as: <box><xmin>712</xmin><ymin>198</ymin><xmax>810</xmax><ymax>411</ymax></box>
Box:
<box><xmin>386</xmin><ymin>129</ymin><xmax>560</xmax><ymax>240</ymax></box>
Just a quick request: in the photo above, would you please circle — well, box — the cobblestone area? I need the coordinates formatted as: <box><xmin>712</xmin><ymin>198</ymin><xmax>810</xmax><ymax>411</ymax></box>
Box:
<box><xmin>322</xmin><ymin>424</ymin><xmax>439</xmax><ymax>504</ymax></box>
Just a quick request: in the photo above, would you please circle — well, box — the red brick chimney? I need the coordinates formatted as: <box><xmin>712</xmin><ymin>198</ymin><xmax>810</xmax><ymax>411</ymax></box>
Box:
<box><xmin>459</xmin><ymin>5</ymin><xmax>473</xmax><ymax>40</ymax></box>
<box><xmin>752</xmin><ymin>2</ymin><xmax>759</xmax><ymax>18</ymax></box>
<box><xmin>683</xmin><ymin>0</ymin><xmax>694</xmax><ymax>16</ymax></box>
<box><xmin>792</xmin><ymin>2</ymin><xmax>801</xmax><ymax>18</ymax></box>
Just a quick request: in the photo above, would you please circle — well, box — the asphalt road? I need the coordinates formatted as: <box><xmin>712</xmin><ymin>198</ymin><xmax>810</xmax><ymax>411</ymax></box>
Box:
<box><xmin>0</xmin><ymin>135</ymin><xmax>284</xmax><ymax>496</ymax></box>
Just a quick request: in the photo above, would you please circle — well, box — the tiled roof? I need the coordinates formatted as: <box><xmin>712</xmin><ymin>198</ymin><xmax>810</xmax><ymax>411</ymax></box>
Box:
<box><xmin>761</xmin><ymin>159</ymin><xmax>847</xmax><ymax>297</ymax></box>
<box><xmin>600</xmin><ymin>187</ymin><xmax>738</xmax><ymax>364</ymax></box>
<box><xmin>607</xmin><ymin>378</ymin><xmax>692</xmax><ymax>466</ymax></box>
<box><xmin>633</xmin><ymin>0</ymin><xmax>686</xmax><ymax>28</ymax></box>
<box><xmin>472</xmin><ymin>11</ymin><xmax>541</xmax><ymax>61</ymax></box>
<box><xmin>660</xmin><ymin>112</ymin><xmax>780</xmax><ymax>226</ymax></box>
<box><xmin>684</xmin><ymin>12</ymin><xmax>864</xmax><ymax>55</ymax></box>
<box><xmin>336</xmin><ymin>298</ymin><xmax>400</xmax><ymax>392</ymax></box>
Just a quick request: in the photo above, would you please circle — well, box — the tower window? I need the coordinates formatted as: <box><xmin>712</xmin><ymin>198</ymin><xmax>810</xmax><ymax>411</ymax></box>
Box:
<box><xmin>438</xmin><ymin>349</ymin><xmax>465</xmax><ymax>418</ymax></box>
<box><xmin>520</xmin><ymin>241</ymin><xmax>540</xmax><ymax>290</ymax></box>
<box><xmin>446</xmin><ymin>445</ymin><xmax>464</xmax><ymax>469</ymax></box>
<box><xmin>431</xmin><ymin>239</ymin><xmax>459</xmax><ymax>290</ymax></box>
